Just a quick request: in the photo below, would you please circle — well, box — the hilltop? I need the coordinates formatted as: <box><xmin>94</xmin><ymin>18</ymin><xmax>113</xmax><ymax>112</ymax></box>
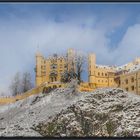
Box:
<box><xmin>0</xmin><ymin>82</ymin><xmax>140</xmax><ymax>136</ymax></box>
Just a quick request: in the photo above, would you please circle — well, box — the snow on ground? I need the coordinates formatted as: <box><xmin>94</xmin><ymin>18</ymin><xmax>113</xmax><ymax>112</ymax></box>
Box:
<box><xmin>1</xmin><ymin>85</ymin><xmax>140</xmax><ymax>137</ymax></box>
<box><xmin>34</xmin><ymin>88</ymin><xmax>140</xmax><ymax>137</ymax></box>
<box><xmin>0</xmin><ymin>84</ymin><xmax>91</xmax><ymax>136</ymax></box>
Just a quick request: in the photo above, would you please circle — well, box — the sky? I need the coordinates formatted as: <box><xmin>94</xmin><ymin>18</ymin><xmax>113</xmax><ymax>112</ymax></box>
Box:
<box><xmin>1</xmin><ymin>3</ymin><xmax>140</xmax><ymax>96</ymax></box>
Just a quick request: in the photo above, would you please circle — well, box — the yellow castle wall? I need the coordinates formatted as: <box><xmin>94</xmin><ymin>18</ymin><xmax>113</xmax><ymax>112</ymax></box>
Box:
<box><xmin>88</xmin><ymin>53</ymin><xmax>140</xmax><ymax>95</ymax></box>
<box><xmin>35</xmin><ymin>49</ymin><xmax>140</xmax><ymax>96</ymax></box>
<box><xmin>88</xmin><ymin>54</ymin><xmax>117</xmax><ymax>88</ymax></box>
<box><xmin>35</xmin><ymin>49</ymin><xmax>76</xmax><ymax>87</ymax></box>
<box><xmin>0</xmin><ymin>83</ymin><xmax>67</xmax><ymax>105</ymax></box>
<box><xmin>119</xmin><ymin>71</ymin><xmax>140</xmax><ymax>95</ymax></box>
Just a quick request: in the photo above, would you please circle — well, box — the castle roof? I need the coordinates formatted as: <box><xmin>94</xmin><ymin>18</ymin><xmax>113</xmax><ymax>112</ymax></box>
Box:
<box><xmin>96</xmin><ymin>64</ymin><xmax>116</xmax><ymax>70</ymax></box>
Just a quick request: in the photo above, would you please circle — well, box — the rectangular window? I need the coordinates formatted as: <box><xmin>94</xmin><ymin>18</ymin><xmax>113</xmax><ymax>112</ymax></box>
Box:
<box><xmin>131</xmin><ymin>77</ymin><xmax>134</xmax><ymax>82</ymax></box>
<box><xmin>131</xmin><ymin>86</ymin><xmax>134</xmax><ymax>91</ymax></box>
<box><xmin>126</xmin><ymin>87</ymin><xmax>128</xmax><ymax>91</ymax></box>
<box><xmin>125</xmin><ymin>79</ymin><xmax>128</xmax><ymax>84</ymax></box>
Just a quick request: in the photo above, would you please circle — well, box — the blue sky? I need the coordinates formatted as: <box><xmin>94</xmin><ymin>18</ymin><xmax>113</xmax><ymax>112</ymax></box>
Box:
<box><xmin>1</xmin><ymin>3</ymin><xmax>140</xmax><ymax>95</ymax></box>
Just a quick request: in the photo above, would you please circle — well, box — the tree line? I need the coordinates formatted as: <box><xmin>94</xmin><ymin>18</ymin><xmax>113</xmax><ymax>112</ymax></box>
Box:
<box><xmin>9</xmin><ymin>72</ymin><xmax>33</xmax><ymax>96</ymax></box>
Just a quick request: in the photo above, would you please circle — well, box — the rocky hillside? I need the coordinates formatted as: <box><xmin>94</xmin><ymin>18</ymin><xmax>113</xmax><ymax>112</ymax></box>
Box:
<box><xmin>0</xmin><ymin>80</ymin><xmax>87</xmax><ymax>136</ymax></box>
<box><xmin>0</xmin><ymin>82</ymin><xmax>140</xmax><ymax>137</ymax></box>
<box><xmin>33</xmin><ymin>88</ymin><xmax>140</xmax><ymax>137</ymax></box>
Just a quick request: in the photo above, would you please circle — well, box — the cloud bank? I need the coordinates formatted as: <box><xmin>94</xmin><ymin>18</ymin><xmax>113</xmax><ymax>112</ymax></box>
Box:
<box><xmin>0</xmin><ymin>4</ymin><xmax>140</xmax><ymax>96</ymax></box>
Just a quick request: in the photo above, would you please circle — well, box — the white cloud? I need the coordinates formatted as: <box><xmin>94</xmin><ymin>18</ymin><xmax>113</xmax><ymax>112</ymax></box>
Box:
<box><xmin>0</xmin><ymin>8</ymin><xmax>135</xmax><ymax>96</ymax></box>
<box><xmin>0</xmin><ymin>16</ymin><xmax>108</xmax><ymax>95</ymax></box>
<box><xmin>114</xmin><ymin>24</ymin><xmax>140</xmax><ymax>65</ymax></box>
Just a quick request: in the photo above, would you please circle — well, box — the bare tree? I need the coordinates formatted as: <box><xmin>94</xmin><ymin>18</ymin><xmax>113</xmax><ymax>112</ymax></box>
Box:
<box><xmin>61</xmin><ymin>51</ymin><xmax>86</xmax><ymax>84</ymax></box>
<box><xmin>10</xmin><ymin>72</ymin><xmax>22</xmax><ymax>96</ymax></box>
<box><xmin>75</xmin><ymin>51</ymin><xmax>86</xmax><ymax>84</ymax></box>
<box><xmin>61</xmin><ymin>70</ymin><xmax>77</xmax><ymax>83</ymax></box>
<box><xmin>9</xmin><ymin>72</ymin><xmax>33</xmax><ymax>96</ymax></box>
<box><xmin>22</xmin><ymin>72</ymin><xmax>33</xmax><ymax>92</ymax></box>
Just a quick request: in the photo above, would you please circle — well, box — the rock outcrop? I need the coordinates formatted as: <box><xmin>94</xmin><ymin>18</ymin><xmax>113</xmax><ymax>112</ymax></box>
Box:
<box><xmin>0</xmin><ymin>84</ymin><xmax>140</xmax><ymax>137</ymax></box>
<box><xmin>34</xmin><ymin>88</ymin><xmax>140</xmax><ymax>137</ymax></box>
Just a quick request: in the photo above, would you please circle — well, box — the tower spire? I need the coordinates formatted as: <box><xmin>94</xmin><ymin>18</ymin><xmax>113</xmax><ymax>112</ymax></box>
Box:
<box><xmin>36</xmin><ymin>43</ymin><xmax>42</xmax><ymax>56</ymax></box>
<box><xmin>37</xmin><ymin>43</ymin><xmax>39</xmax><ymax>52</ymax></box>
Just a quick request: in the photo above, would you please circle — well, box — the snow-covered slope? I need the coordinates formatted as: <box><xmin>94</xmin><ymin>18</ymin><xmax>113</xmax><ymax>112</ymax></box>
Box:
<box><xmin>0</xmin><ymin>85</ymin><xmax>140</xmax><ymax>137</ymax></box>
<box><xmin>0</xmin><ymin>81</ymin><xmax>89</xmax><ymax>136</ymax></box>
<box><xmin>34</xmin><ymin>88</ymin><xmax>140</xmax><ymax>137</ymax></box>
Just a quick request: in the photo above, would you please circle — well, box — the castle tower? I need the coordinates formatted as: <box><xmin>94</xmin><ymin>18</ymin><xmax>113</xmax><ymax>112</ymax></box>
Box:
<box><xmin>35</xmin><ymin>52</ymin><xmax>44</xmax><ymax>87</ymax></box>
<box><xmin>88</xmin><ymin>53</ymin><xmax>96</xmax><ymax>84</ymax></box>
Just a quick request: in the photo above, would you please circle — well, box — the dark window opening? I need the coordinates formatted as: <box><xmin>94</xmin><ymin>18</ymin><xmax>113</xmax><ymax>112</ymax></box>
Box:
<box><xmin>125</xmin><ymin>79</ymin><xmax>128</xmax><ymax>84</ymax></box>
<box><xmin>131</xmin><ymin>77</ymin><xmax>134</xmax><ymax>82</ymax></box>
<box><xmin>53</xmin><ymin>85</ymin><xmax>57</xmax><ymax>89</ymax></box>
<box><xmin>131</xmin><ymin>86</ymin><xmax>134</xmax><ymax>91</ymax></box>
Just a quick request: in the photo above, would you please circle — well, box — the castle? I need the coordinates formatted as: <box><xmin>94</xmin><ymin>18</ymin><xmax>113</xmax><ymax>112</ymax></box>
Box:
<box><xmin>35</xmin><ymin>48</ymin><xmax>76</xmax><ymax>86</ymax></box>
<box><xmin>88</xmin><ymin>54</ymin><xmax>140</xmax><ymax>95</ymax></box>
<box><xmin>35</xmin><ymin>48</ymin><xmax>140</xmax><ymax>95</ymax></box>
